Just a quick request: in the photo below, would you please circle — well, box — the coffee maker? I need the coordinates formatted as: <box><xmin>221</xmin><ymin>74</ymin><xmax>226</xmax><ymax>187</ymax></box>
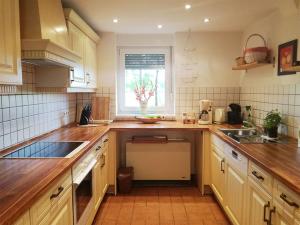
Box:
<box><xmin>198</xmin><ymin>100</ymin><xmax>213</xmax><ymax>125</ymax></box>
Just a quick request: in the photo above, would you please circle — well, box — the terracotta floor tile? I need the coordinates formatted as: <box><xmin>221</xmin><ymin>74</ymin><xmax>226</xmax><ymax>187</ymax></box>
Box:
<box><xmin>93</xmin><ymin>187</ymin><xmax>230</xmax><ymax>225</ymax></box>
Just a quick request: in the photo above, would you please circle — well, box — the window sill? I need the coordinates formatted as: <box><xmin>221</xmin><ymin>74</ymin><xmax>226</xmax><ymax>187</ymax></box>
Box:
<box><xmin>115</xmin><ymin>114</ymin><xmax>176</xmax><ymax>121</ymax></box>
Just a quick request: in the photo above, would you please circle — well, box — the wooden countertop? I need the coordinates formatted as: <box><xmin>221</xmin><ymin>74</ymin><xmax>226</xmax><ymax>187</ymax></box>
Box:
<box><xmin>0</xmin><ymin>121</ymin><xmax>299</xmax><ymax>224</ymax></box>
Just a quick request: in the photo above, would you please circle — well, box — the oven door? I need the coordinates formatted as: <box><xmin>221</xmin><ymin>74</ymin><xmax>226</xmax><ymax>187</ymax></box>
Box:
<box><xmin>73</xmin><ymin>159</ymin><xmax>97</xmax><ymax>225</ymax></box>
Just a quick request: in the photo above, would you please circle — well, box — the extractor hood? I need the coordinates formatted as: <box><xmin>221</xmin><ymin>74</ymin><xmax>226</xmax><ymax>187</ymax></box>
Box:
<box><xmin>19</xmin><ymin>0</ymin><xmax>81</xmax><ymax>67</ymax></box>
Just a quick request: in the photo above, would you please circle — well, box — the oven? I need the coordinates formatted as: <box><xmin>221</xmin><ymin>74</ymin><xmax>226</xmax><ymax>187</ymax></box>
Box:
<box><xmin>72</xmin><ymin>151</ymin><xmax>97</xmax><ymax>225</ymax></box>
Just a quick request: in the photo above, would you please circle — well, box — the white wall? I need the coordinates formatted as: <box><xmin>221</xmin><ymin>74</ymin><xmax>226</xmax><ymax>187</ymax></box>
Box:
<box><xmin>240</xmin><ymin>8</ymin><xmax>300</xmax><ymax>87</ymax></box>
<box><xmin>97</xmin><ymin>32</ymin><xmax>117</xmax><ymax>88</ymax></box>
<box><xmin>174</xmin><ymin>32</ymin><xmax>242</xmax><ymax>87</ymax></box>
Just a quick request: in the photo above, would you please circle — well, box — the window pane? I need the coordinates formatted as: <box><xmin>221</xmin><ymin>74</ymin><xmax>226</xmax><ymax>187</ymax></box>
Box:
<box><xmin>124</xmin><ymin>68</ymin><xmax>165</xmax><ymax>108</ymax></box>
<box><xmin>124</xmin><ymin>53</ymin><xmax>166</xmax><ymax>109</ymax></box>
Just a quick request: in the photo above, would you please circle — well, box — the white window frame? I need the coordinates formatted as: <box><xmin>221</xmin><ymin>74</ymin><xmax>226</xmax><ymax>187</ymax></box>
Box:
<box><xmin>117</xmin><ymin>47</ymin><xmax>174</xmax><ymax>115</ymax></box>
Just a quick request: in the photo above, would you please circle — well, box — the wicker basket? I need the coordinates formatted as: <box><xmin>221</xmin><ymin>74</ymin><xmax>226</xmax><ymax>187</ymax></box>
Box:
<box><xmin>244</xmin><ymin>33</ymin><xmax>269</xmax><ymax>64</ymax></box>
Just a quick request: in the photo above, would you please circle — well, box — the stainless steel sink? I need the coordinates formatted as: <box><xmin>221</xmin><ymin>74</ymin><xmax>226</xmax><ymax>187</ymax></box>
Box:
<box><xmin>219</xmin><ymin>128</ymin><xmax>285</xmax><ymax>144</ymax></box>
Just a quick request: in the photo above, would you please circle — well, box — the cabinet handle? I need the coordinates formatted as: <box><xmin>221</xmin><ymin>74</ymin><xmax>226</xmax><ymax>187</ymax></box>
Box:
<box><xmin>252</xmin><ymin>171</ymin><xmax>264</xmax><ymax>181</ymax></box>
<box><xmin>96</xmin><ymin>146</ymin><xmax>101</xmax><ymax>151</ymax></box>
<box><xmin>104</xmin><ymin>138</ymin><xmax>109</xmax><ymax>143</ymax></box>
<box><xmin>280</xmin><ymin>193</ymin><xmax>299</xmax><ymax>208</ymax></box>
<box><xmin>263</xmin><ymin>202</ymin><xmax>270</xmax><ymax>223</ymax></box>
<box><xmin>268</xmin><ymin>206</ymin><xmax>276</xmax><ymax>225</ymax></box>
<box><xmin>220</xmin><ymin>159</ymin><xmax>225</xmax><ymax>173</ymax></box>
<box><xmin>231</xmin><ymin>150</ymin><xmax>238</xmax><ymax>159</ymax></box>
<box><xmin>50</xmin><ymin>186</ymin><xmax>64</xmax><ymax>200</ymax></box>
<box><xmin>101</xmin><ymin>154</ymin><xmax>106</xmax><ymax>168</ymax></box>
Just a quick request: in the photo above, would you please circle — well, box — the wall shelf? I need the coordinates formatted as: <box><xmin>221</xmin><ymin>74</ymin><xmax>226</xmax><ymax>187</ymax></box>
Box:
<box><xmin>283</xmin><ymin>65</ymin><xmax>300</xmax><ymax>72</ymax></box>
<box><xmin>232</xmin><ymin>62</ymin><xmax>272</xmax><ymax>71</ymax></box>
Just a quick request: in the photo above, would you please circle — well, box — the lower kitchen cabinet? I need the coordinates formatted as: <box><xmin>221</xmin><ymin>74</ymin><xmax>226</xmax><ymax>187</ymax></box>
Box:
<box><xmin>211</xmin><ymin>144</ymin><xmax>226</xmax><ymax>205</ymax></box>
<box><xmin>41</xmin><ymin>187</ymin><xmax>73</xmax><ymax>225</ymax></box>
<box><xmin>247</xmin><ymin>178</ymin><xmax>272</xmax><ymax>225</ymax></box>
<box><xmin>93</xmin><ymin>159</ymin><xmax>102</xmax><ymax>211</ymax></box>
<box><xmin>93</xmin><ymin>136</ymin><xmax>109</xmax><ymax>213</ymax></box>
<box><xmin>100</xmin><ymin>145</ymin><xmax>109</xmax><ymax>196</ymax></box>
<box><xmin>224</xmin><ymin>163</ymin><xmax>247</xmax><ymax>225</ymax></box>
<box><xmin>13</xmin><ymin>211</ymin><xmax>31</xmax><ymax>225</ymax></box>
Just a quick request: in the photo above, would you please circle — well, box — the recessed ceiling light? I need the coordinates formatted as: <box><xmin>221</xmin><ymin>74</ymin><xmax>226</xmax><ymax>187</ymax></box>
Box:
<box><xmin>185</xmin><ymin>4</ymin><xmax>191</xmax><ymax>10</ymax></box>
<box><xmin>113</xmin><ymin>18</ymin><xmax>118</xmax><ymax>23</ymax></box>
<box><xmin>157</xmin><ymin>24</ymin><xmax>163</xmax><ymax>29</ymax></box>
<box><xmin>204</xmin><ymin>18</ymin><xmax>210</xmax><ymax>23</ymax></box>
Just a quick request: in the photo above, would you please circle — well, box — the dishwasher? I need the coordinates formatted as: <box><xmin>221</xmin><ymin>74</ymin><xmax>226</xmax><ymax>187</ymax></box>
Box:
<box><xmin>125</xmin><ymin>136</ymin><xmax>191</xmax><ymax>180</ymax></box>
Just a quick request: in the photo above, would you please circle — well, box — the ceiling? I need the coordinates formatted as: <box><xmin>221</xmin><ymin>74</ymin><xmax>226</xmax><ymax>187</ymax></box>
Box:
<box><xmin>62</xmin><ymin>0</ymin><xmax>281</xmax><ymax>34</ymax></box>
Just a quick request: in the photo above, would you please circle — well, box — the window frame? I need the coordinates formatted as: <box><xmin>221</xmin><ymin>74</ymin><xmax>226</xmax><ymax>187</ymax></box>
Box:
<box><xmin>117</xmin><ymin>47</ymin><xmax>174</xmax><ymax>115</ymax></box>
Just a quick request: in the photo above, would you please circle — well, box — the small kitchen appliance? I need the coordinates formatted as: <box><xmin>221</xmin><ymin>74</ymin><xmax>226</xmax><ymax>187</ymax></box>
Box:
<box><xmin>227</xmin><ymin>103</ymin><xmax>243</xmax><ymax>124</ymax></box>
<box><xmin>214</xmin><ymin>108</ymin><xmax>226</xmax><ymax>124</ymax></box>
<box><xmin>198</xmin><ymin>100</ymin><xmax>213</xmax><ymax>125</ymax></box>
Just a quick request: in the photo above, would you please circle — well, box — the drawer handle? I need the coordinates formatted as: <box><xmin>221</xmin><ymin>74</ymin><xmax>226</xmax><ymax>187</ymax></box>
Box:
<box><xmin>220</xmin><ymin>159</ymin><xmax>225</xmax><ymax>173</ymax></box>
<box><xmin>263</xmin><ymin>202</ymin><xmax>270</xmax><ymax>223</ymax></box>
<box><xmin>50</xmin><ymin>186</ymin><xmax>64</xmax><ymax>200</ymax></box>
<box><xmin>252</xmin><ymin>171</ymin><xmax>264</xmax><ymax>181</ymax></box>
<box><xmin>96</xmin><ymin>146</ymin><xmax>101</xmax><ymax>151</ymax></box>
<box><xmin>104</xmin><ymin>138</ymin><xmax>109</xmax><ymax>143</ymax></box>
<box><xmin>232</xmin><ymin>150</ymin><xmax>238</xmax><ymax>159</ymax></box>
<box><xmin>280</xmin><ymin>193</ymin><xmax>299</xmax><ymax>208</ymax></box>
<box><xmin>268</xmin><ymin>206</ymin><xmax>276</xmax><ymax>225</ymax></box>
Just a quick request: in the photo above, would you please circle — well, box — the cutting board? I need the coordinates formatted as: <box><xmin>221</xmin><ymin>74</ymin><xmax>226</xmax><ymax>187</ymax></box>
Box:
<box><xmin>91</xmin><ymin>96</ymin><xmax>110</xmax><ymax>120</ymax></box>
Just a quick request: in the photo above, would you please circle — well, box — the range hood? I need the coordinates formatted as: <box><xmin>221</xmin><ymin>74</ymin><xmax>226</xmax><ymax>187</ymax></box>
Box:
<box><xmin>19</xmin><ymin>0</ymin><xmax>81</xmax><ymax>67</ymax></box>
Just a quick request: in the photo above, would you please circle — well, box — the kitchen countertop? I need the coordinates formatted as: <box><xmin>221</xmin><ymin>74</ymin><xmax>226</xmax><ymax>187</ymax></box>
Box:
<box><xmin>0</xmin><ymin>121</ymin><xmax>299</xmax><ymax>224</ymax></box>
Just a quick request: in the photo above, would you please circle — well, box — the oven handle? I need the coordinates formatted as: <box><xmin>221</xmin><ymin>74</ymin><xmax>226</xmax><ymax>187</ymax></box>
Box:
<box><xmin>73</xmin><ymin>159</ymin><xmax>97</xmax><ymax>186</ymax></box>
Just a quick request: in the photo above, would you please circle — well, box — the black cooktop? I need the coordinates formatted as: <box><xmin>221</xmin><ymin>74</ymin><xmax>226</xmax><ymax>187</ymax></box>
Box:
<box><xmin>3</xmin><ymin>141</ymin><xmax>84</xmax><ymax>158</ymax></box>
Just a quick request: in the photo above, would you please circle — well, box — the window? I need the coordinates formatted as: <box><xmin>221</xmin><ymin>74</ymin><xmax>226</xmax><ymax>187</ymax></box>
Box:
<box><xmin>117</xmin><ymin>47</ymin><xmax>173</xmax><ymax>115</ymax></box>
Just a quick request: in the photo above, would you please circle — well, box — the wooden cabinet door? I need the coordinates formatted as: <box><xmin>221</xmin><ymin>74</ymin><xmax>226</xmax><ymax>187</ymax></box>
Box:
<box><xmin>0</xmin><ymin>0</ymin><xmax>22</xmax><ymax>85</ymax></box>
<box><xmin>211</xmin><ymin>146</ymin><xmax>225</xmax><ymax>205</ymax></box>
<box><xmin>93</xmin><ymin>160</ymin><xmax>102</xmax><ymax>210</ymax></box>
<box><xmin>48</xmin><ymin>187</ymin><xmax>73</xmax><ymax>225</ymax></box>
<box><xmin>101</xmin><ymin>147</ymin><xmax>109</xmax><ymax>195</ymax></box>
<box><xmin>67</xmin><ymin>22</ymin><xmax>86</xmax><ymax>87</ymax></box>
<box><xmin>13</xmin><ymin>211</ymin><xmax>31</xmax><ymax>225</ymax></box>
<box><xmin>225</xmin><ymin>164</ymin><xmax>247</xmax><ymax>225</ymax></box>
<box><xmin>84</xmin><ymin>37</ymin><xmax>97</xmax><ymax>88</ymax></box>
<box><xmin>247</xmin><ymin>178</ymin><xmax>272</xmax><ymax>225</ymax></box>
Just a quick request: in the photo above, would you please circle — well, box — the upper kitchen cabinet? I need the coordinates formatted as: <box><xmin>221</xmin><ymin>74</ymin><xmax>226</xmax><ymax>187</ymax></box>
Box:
<box><xmin>0</xmin><ymin>0</ymin><xmax>22</xmax><ymax>85</ymax></box>
<box><xmin>64</xmin><ymin>9</ymin><xmax>100</xmax><ymax>89</ymax></box>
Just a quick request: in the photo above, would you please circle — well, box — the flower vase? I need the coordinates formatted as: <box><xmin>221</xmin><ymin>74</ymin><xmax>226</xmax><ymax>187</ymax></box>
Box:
<box><xmin>140</xmin><ymin>101</ymin><xmax>148</xmax><ymax>115</ymax></box>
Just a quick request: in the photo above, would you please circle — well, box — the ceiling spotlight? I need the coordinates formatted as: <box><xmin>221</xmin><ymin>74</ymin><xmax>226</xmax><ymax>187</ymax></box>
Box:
<box><xmin>204</xmin><ymin>18</ymin><xmax>210</xmax><ymax>23</ymax></box>
<box><xmin>113</xmin><ymin>18</ymin><xmax>118</xmax><ymax>23</ymax></box>
<box><xmin>185</xmin><ymin>4</ymin><xmax>191</xmax><ymax>10</ymax></box>
<box><xmin>157</xmin><ymin>24</ymin><xmax>163</xmax><ymax>29</ymax></box>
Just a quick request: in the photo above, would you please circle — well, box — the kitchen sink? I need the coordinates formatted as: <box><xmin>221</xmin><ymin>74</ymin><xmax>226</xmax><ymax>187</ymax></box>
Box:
<box><xmin>219</xmin><ymin>128</ymin><xmax>286</xmax><ymax>144</ymax></box>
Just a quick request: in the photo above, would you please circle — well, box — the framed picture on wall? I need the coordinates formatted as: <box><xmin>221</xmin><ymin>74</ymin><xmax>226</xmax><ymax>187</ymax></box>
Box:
<box><xmin>278</xmin><ymin>39</ymin><xmax>298</xmax><ymax>76</ymax></box>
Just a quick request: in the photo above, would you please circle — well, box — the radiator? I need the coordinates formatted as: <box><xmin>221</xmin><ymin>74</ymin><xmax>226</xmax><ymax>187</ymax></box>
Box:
<box><xmin>126</xmin><ymin>141</ymin><xmax>191</xmax><ymax>180</ymax></box>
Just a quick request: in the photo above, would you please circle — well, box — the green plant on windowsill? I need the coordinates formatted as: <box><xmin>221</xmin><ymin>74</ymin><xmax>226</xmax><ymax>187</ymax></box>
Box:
<box><xmin>263</xmin><ymin>110</ymin><xmax>282</xmax><ymax>138</ymax></box>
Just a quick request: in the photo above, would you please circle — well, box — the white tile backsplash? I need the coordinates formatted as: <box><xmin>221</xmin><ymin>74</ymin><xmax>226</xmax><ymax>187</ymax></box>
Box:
<box><xmin>240</xmin><ymin>84</ymin><xmax>300</xmax><ymax>138</ymax></box>
<box><xmin>0</xmin><ymin>63</ymin><xmax>77</xmax><ymax>152</ymax></box>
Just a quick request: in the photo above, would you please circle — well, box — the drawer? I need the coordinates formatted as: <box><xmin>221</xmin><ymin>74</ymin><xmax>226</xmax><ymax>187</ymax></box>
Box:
<box><xmin>273</xmin><ymin>179</ymin><xmax>300</xmax><ymax>222</ymax></box>
<box><xmin>224</xmin><ymin>144</ymin><xmax>248</xmax><ymax>175</ymax></box>
<box><xmin>211</xmin><ymin>134</ymin><xmax>225</xmax><ymax>151</ymax></box>
<box><xmin>248</xmin><ymin>161</ymin><xmax>273</xmax><ymax>194</ymax></box>
<box><xmin>30</xmin><ymin>170</ymin><xmax>72</xmax><ymax>225</ymax></box>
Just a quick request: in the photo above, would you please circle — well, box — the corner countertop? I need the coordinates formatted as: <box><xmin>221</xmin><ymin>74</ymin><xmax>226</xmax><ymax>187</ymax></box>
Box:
<box><xmin>0</xmin><ymin>121</ymin><xmax>299</xmax><ymax>225</ymax></box>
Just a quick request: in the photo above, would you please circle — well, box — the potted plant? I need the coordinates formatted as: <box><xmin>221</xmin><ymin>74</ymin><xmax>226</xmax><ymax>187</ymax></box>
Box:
<box><xmin>263</xmin><ymin>110</ymin><xmax>282</xmax><ymax>138</ymax></box>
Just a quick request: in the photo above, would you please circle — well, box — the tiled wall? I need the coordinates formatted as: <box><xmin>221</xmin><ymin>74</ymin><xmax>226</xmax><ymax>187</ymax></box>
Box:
<box><xmin>0</xmin><ymin>64</ymin><xmax>76</xmax><ymax>150</ymax></box>
<box><xmin>175</xmin><ymin>87</ymin><xmax>240</xmax><ymax>119</ymax></box>
<box><xmin>240</xmin><ymin>84</ymin><xmax>300</xmax><ymax>138</ymax></box>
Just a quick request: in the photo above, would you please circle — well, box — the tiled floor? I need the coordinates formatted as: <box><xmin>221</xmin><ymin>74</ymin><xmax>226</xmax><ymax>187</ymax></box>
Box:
<box><xmin>93</xmin><ymin>187</ymin><xmax>230</xmax><ymax>225</ymax></box>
